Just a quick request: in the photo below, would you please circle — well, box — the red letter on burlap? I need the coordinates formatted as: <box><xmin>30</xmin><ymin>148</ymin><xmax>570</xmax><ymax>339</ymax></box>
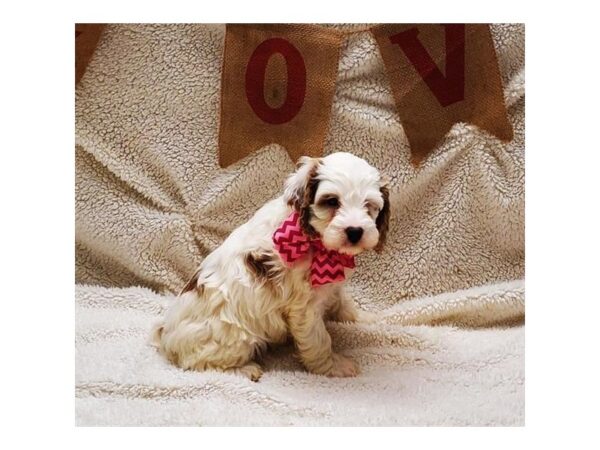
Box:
<box><xmin>245</xmin><ymin>38</ymin><xmax>307</xmax><ymax>124</ymax></box>
<box><xmin>218</xmin><ymin>24</ymin><xmax>344</xmax><ymax>167</ymax></box>
<box><xmin>372</xmin><ymin>24</ymin><xmax>513</xmax><ymax>164</ymax></box>
<box><xmin>389</xmin><ymin>25</ymin><xmax>465</xmax><ymax>107</ymax></box>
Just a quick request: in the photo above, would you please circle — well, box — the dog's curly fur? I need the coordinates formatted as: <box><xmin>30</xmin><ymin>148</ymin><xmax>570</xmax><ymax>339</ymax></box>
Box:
<box><xmin>152</xmin><ymin>152</ymin><xmax>390</xmax><ymax>380</ymax></box>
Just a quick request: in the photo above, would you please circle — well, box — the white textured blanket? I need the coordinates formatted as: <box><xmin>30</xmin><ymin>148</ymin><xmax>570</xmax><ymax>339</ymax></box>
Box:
<box><xmin>75</xmin><ymin>24</ymin><xmax>525</xmax><ymax>426</ymax></box>
<box><xmin>76</xmin><ymin>280</ymin><xmax>524</xmax><ymax>426</ymax></box>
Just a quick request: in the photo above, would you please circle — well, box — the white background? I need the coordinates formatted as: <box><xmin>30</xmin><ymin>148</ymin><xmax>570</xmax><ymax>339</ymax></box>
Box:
<box><xmin>1</xmin><ymin>0</ymin><xmax>598</xmax><ymax>444</ymax></box>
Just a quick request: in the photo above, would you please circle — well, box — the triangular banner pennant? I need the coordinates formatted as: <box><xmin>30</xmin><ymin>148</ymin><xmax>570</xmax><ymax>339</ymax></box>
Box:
<box><xmin>218</xmin><ymin>24</ymin><xmax>344</xmax><ymax>168</ymax></box>
<box><xmin>372</xmin><ymin>23</ymin><xmax>513</xmax><ymax>164</ymax></box>
<box><xmin>75</xmin><ymin>24</ymin><xmax>105</xmax><ymax>85</ymax></box>
<box><xmin>215</xmin><ymin>24</ymin><xmax>514</xmax><ymax>166</ymax></box>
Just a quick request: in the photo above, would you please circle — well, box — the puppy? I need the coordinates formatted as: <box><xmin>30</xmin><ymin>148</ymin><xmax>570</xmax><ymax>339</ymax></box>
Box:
<box><xmin>152</xmin><ymin>152</ymin><xmax>389</xmax><ymax>381</ymax></box>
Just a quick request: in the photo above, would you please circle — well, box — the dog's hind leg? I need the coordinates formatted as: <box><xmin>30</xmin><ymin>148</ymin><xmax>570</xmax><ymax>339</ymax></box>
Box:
<box><xmin>191</xmin><ymin>357</ymin><xmax>263</xmax><ymax>382</ymax></box>
<box><xmin>181</xmin><ymin>324</ymin><xmax>264</xmax><ymax>381</ymax></box>
<box><xmin>225</xmin><ymin>361</ymin><xmax>263</xmax><ymax>382</ymax></box>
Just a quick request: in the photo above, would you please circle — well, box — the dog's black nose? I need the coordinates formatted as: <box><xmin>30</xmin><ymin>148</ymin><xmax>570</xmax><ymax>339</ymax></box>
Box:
<box><xmin>345</xmin><ymin>227</ymin><xmax>364</xmax><ymax>244</ymax></box>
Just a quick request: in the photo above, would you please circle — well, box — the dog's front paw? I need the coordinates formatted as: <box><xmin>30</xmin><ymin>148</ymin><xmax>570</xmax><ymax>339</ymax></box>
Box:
<box><xmin>326</xmin><ymin>353</ymin><xmax>360</xmax><ymax>377</ymax></box>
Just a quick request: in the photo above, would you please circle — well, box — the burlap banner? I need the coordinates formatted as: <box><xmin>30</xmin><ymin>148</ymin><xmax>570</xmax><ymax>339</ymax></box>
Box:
<box><xmin>218</xmin><ymin>23</ymin><xmax>513</xmax><ymax>167</ymax></box>
<box><xmin>372</xmin><ymin>24</ymin><xmax>513</xmax><ymax>164</ymax></box>
<box><xmin>218</xmin><ymin>24</ymin><xmax>344</xmax><ymax>167</ymax></box>
<box><xmin>75</xmin><ymin>24</ymin><xmax>105</xmax><ymax>85</ymax></box>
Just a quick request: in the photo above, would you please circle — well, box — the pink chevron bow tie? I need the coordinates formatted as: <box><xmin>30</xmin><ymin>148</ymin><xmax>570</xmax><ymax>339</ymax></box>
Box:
<box><xmin>272</xmin><ymin>212</ymin><xmax>355</xmax><ymax>286</ymax></box>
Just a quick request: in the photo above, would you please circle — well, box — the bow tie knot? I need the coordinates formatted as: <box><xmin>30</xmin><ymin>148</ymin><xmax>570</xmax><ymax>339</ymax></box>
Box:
<box><xmin>272</xmin><ymin>212</ymin><xmax>355</xmax><ymax>286</ymax></box>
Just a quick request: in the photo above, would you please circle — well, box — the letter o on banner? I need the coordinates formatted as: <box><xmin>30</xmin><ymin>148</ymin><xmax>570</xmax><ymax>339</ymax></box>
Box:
<box><xmin>218</xmin><ymin>24</ymin><xmax>345</xmax><ymax>167</ymax></box>
<box><xmin>245</xmin><ymin>38</ymin><xmax>307</xmax><ymax>125</ymax></box>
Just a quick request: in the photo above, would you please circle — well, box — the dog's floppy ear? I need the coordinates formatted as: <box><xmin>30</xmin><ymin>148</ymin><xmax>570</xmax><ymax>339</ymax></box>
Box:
<box><xmin>283</xmin><ymin>156</ymin><xmax>321</xmax><ymax>237</ymax></box>
<box><xmin>283</xmin><ymin>156</ymin><xmax>320</xmax><ymax>208</ymax></box>
<box><xmin>375</xmin><ymin>180</ymin><xmax>390</xmax><ymax>252</ymax></box>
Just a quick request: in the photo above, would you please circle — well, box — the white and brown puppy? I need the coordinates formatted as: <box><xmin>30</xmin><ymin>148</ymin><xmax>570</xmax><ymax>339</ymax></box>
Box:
<box><xmin>152</xmin><ymin>152</ymin><xmax>389</xmax><ymax>381</ymax></box>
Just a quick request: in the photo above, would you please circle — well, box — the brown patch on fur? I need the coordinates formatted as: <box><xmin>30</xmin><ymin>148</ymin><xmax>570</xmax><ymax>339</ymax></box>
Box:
<box><xmin>285</xmin><ymin>158</ymin><xmax>322</xmax><ymax>237</ymax></box>
<box><xmin>166</xmin><ymin>350</ymin><xmax>180</xmax><ymax>366</ymax></box>
<box><xmin>375</xmin><ymin>184</ymin><xmax>390</xmax><ymax>252</ymax></box>
<box><xmin>298</xmin><ymin>161</ymin><xmax>321</xmax><ymax>238</ymax></box>
<box><xmin>245</xmin><ymin>252</ymin><xmax>271</xmax><ymax>279</ymax></box>
<box><xmin>179</xmin><ymin>268</ymin><xmax>203</xmax><ymax>296</ymax></box>
<box><xmin>245</xmin><ymin>251</ymin><xmax>284</xmax><ymax>285</ymax></box>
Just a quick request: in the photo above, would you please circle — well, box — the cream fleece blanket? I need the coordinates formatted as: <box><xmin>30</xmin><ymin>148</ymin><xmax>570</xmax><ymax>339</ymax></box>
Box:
<box><xmin>76</xmin><ymin>280</ymin><xmax>524</xmax><ymax>426</ymax></box>
<box><xmin>75</xmin><ymin>24</ymin><xmax>525</xmax><ymax>426</ymax></box>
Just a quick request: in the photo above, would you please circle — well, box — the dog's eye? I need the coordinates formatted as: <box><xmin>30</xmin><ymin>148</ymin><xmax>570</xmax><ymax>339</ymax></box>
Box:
<box><xmin>324</xmin><ymin>197</ymin><xmax>339</xmax><ymax>208</ymax></box>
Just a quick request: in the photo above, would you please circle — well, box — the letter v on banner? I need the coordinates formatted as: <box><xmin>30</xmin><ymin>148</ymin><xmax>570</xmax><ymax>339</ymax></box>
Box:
<box><xmin>372</xmin><ymin>24</ymin><xmax>513</xmax><ymax>164</ymax></box>
<box><xmin>218</xmin><ymin>24</ymin><xmax>344</xmax><ymax>168</ymax></box>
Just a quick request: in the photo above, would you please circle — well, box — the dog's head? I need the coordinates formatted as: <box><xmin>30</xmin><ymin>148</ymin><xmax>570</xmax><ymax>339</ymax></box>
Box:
<box><xmin>283</xmin><ymin>152</ymin><xmax>390</xmax><ymax>255</ymax></box>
